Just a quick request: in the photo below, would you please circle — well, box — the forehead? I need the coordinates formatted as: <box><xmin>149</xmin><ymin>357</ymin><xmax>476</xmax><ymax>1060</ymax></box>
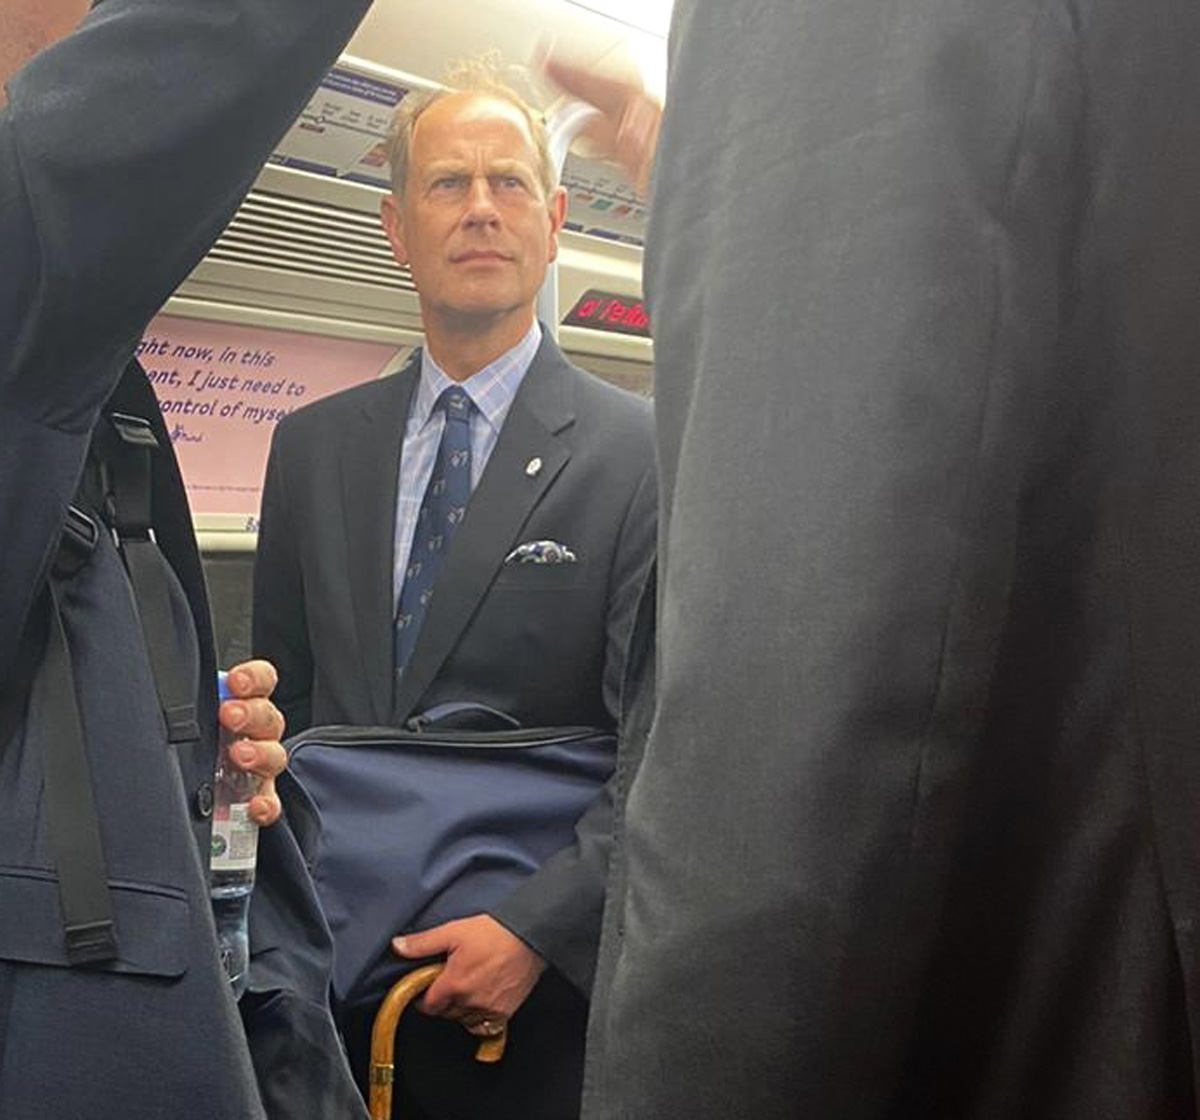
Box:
<box><xmin>409</xmin><ymin>93</ymin><xmax>540</xmax><ymax>169</ymax></box>
<box><xmin>0</xmin><ymin>0</ymin><xmax>89</xmax><ymax>95</ymax></box>
<box><xmin>28</xmin><ymin>0</ymin><xmax>91</xmax><ymax>34</ymax></box>
<box><xmin>50</xmin><ymin>0</ymin><xmax>91</xmax><ymax>22</ymax></box>
<box><xmin>1</xmin><ymin>0</ymin><xmax>90</xmax><ymax>40</ymax></box>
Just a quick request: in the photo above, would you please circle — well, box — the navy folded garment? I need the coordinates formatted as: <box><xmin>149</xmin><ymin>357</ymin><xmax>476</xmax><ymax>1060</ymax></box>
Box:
<box><xmin>280</xmin><ymin>721</ymin><xmax>614</xmax><ymax>1011</ymax></box>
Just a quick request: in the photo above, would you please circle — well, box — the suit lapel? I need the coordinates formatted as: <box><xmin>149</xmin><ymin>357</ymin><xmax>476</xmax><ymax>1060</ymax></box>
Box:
<box><xmin>391</xmin><ymin>334</ymin><xmax>576</xmax><ymax>723</ymax></box>
<box><xmin>342</xmin><ymin>356</ymin><xmax>418</xmax><ymax>725</ymax></box>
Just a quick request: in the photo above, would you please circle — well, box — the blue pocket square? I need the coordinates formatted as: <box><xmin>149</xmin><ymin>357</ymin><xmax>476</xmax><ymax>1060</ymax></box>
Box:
<box><xmin>504</xmin><ymin>540</ymin><xmax>579</xmax><ymax>565</ymax></box>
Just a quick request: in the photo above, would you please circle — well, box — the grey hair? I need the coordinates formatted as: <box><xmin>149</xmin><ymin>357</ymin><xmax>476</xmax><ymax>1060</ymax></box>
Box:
<box><xmin>385</xmin><ymin>53</ymin><xmax>558</xmax><ymax>202</ymax></box>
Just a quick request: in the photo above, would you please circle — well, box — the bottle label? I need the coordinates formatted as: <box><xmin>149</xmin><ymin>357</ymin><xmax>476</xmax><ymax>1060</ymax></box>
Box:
<box><xmin>210</xmin><ymin>802</ymin><xmax>258</xmax><ymax>872</ymax></box>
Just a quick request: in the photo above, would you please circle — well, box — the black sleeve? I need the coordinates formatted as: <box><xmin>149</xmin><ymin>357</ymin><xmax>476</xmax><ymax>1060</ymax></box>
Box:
<box><xmin>0</xmin><ymin>0</ymin><xmax>372</xmax><ymax>684</ymax></box>
<box><xmin>601</xmin><ymin>461</ymin><xmax>659</xmax><ymax>721</ymax></box>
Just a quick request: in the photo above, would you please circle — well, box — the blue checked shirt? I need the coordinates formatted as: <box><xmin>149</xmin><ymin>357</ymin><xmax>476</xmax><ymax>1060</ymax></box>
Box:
<box><xmin>392</xmin><ymin>320</ymin><xmax>542</xmax><ymax>613</ymax></box>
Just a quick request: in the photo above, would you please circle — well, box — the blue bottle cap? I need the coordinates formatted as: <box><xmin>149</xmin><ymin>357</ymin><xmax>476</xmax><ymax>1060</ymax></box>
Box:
<box><xmin>217</xmin><ymin>670</ymin><xmax>233</xmax><ymax>703</ymax></box>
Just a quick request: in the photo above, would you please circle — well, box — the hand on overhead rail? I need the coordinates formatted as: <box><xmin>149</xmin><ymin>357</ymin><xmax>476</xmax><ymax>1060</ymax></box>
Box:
<box><xmin>540</xmin><ymin>51</ymin><xmax>662</xmax><ymax>196</ymax></box>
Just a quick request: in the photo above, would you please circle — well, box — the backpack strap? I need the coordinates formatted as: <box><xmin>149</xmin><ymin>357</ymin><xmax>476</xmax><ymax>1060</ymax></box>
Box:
<box><xmin>30</xmin><ymin>506</ymin><xmax>120</xmax><ymax>965</ymax></box>
<box><xmin>98</xmin><ymin>412</ymin><xmax>200</xmax><ymax>745</ymax></box>
<box><xmin>27</xmin><ymin>403</ymin><xmax>202</xmax><ymax>968</ymax></box>
<box><xmin>36</xmin><ymin>574</ymin><xmax>120</xmax><ymax>965</ymax></box>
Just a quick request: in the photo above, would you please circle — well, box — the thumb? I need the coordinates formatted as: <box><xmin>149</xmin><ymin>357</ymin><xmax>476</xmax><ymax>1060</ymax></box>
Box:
<box><xmin>392</xmin><ymin>924</ymin><xmax>453</xmax><ymax>960</ymax></box>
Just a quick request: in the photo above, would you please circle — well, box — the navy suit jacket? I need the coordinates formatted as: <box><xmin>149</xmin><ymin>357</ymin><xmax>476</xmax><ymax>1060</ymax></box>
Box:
<box><xmin>253</xmin><ymin>331</ymin><xmax>656</xmax><ymax>987</ymax></box>
<box><xmin>0</xmin><ymin>2</ymin><xmax>369</xmax><ymax>1116</ymax></box>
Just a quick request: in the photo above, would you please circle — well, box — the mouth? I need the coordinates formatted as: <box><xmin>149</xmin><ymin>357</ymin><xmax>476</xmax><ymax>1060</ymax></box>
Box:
<box><xmin>451</xmin><ymin>250</ymin><xmax>513</xmax><ymax>264</ymax></box>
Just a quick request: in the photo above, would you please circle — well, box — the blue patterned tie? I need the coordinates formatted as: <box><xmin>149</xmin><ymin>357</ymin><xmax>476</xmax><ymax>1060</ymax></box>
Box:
<box><xmin>394</xmin><ymin>386</ymin><xmax>473</xmax><ymax>675</ymax></box>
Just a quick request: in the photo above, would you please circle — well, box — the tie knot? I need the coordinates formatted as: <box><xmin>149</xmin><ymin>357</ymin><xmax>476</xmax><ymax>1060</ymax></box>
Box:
<box><xmin>436</xmin><ymin>387</ymin><xmax>472</xmax><ymax>419</ymax></box>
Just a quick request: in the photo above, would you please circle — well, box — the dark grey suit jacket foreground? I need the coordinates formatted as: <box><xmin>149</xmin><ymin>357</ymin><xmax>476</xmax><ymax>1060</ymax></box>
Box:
<box><xmin>585</xmin><ymin>1</ymin><xmax>1200</xmax><ymax>1118</ymax></box>
<box><xmin>0</xmin><ymin>0</ymin><xmax>369</xmax><ymax>1117</ymax></box>
<box><xmin>253</xmin><ymin>331</ymin><xmax>656</xmax><ymax>986</ymax></box>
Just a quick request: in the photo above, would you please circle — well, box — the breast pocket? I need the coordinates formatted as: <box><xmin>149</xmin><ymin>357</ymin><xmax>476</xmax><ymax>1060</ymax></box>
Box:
<box><xmin>490</xmin><ymin>556</ymin><xmax>594</xmax><ymax>592</ymax></box>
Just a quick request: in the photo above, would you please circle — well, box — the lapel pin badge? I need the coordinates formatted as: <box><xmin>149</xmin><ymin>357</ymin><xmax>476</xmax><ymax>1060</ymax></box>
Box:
<box><xmin>525</xmin><ymin>456</ymin><xmax>543</xmax><ymax>478</ymax></box>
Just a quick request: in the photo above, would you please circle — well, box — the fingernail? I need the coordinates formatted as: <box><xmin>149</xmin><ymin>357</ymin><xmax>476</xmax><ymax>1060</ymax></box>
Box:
<box><xmin>231</xmin><ymin>671</ymin><xmax>252</xmax><ymax>694</ymax></box>
<box><xmin>234</xmin><ymin>743</ymin><xmax>256</xmax><ymax>765</ymax></box>
<box><xmin>225</xmin><ymin>702</ymin><xmax>247</xmax><ymax>728</ymax></box>
<box><xmin>393</xmin><ymin>936</ymin><xmax>408</xmax><ymax>955</ymax></box>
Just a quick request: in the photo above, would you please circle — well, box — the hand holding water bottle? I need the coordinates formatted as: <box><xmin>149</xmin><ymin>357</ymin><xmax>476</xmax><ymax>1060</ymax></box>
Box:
<box><xmin>211</xmin><ymin>659</ymin><xmax>287</xmax><ymax>997</ymax></box>
<box><xmin>215</xmin><ymin>660</ymin><xmax>288</xmax><ymax>825</ymax></box>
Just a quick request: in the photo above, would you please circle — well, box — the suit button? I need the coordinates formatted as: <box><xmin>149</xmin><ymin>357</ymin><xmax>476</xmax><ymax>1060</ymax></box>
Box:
<box><xmin>194</xmin><ymin>781</ymin><xmax>214</xmax><ymax>819</ymax></box>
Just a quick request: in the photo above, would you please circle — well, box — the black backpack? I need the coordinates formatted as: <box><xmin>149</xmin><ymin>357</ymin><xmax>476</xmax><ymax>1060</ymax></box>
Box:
<box><xmin>1</xmin><ymin>359</ymin><xmax>366</xmax><ymax>1119</ymax></box>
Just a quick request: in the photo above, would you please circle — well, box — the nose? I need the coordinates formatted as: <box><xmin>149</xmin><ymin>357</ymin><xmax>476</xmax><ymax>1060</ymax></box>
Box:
<box><xmin>462</xmin><ymin>176</ymin><xmax>500</xmax><ymax>227</ymax></box>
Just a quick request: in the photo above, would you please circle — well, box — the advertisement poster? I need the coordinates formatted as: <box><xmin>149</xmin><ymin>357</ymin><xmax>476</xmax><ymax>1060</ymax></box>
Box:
<box><xmin>561</xmin><ymin>153</ymin><xmax>648</xmax><ymax>247</ymax></box>
<box><xmin>269</xmin><ymin>67</ymin><xmax>407</xmax><ymax>188</ymax></box>
<box><xmin>138</xmin><ymin>315</ymin><xmax>403</xmax><ymax>523</ymax></box>
<box><xmin>268</xmin><ymin>66</ymin><xmax>647</xmax><ymax>245</ymax></box>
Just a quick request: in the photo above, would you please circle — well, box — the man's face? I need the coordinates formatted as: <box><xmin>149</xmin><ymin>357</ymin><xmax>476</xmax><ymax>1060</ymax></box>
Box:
<box><xmin>380</xmin><ymin>93</ymin><xmax>567</xmax><ymax>332</ymax></box>
<box><xmin>0</xmin><ymin>0</ymin><xmax>91</xmax><ymax>106</ymax></box>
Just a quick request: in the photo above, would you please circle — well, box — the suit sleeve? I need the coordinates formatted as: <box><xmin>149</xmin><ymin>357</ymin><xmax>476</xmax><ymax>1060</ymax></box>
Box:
<box><xmin>601</xmin><ymin>464</ymin><xmax>659</xmax><ymax>723</ymax></box>
<box><xmin>0</xmin><ymin>0</ymin><xmax>371</xmax><ymax>685</ymax></box>
<box><xmin>584</xmin><ymin>2</ymin><xmax>1095</xmax><ymax>1115</ymax></box>
<box><xmin>488</xmin><ymin>454</ymin><xmax>657</xmax><ymax>992</ymax></box>
<box><xmin>253</xmin><ymin>426</ymin><xmax>315</xmax><ymax>736</ymax></box>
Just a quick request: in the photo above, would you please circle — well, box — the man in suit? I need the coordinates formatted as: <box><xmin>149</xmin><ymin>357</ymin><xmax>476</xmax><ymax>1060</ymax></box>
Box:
<box><xmin>550</xmin><ymin>0</ymin><xmax>1200</xmax><ymax>1115</ymax></box>
<box><xmin>0</xmin><ymin>0</ymin><xmax>372</xmax><ymax>1116</ymax></box>
<box><xmin>252</xmin><ymin>72</ymin><xmax>656</xmax><ymax>1120</ymax></box>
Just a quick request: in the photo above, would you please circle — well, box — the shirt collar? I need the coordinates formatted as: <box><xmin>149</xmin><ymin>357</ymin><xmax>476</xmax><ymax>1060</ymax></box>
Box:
<box><xmin>411</xmin><ymin>320</ymin><xmax>542</xmax><ymax>433</ymax></box>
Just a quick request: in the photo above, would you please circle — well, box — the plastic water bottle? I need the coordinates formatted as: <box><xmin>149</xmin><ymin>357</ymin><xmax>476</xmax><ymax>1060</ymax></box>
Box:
<box><xmin>210</xmin><ymin>671</ymin><xmax>259</xmax><ymax>998</ymax></box>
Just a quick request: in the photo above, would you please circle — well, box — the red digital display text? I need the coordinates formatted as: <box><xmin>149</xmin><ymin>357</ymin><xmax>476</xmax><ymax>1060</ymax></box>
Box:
<box><xmin>563</xmin><ymin>289</ymin><xmax>652</xmax><ymax>338</ymax></box>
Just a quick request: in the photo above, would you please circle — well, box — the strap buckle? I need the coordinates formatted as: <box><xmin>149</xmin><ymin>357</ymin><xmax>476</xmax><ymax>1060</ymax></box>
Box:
<box><xmin>109</xmin><ymin>412</ymin><xmax>159</xmax><ymax>450</ymax></box>
<box><xmin>52</xmin><ymin>505</ymin><xmax>100</xmax><ymax>578</ymax></box>
<box><xmin>64</xmin><ymin>919</ymin><xmax>119</xmax><ymax>966</ymax></box>
<box><xmin>104</xmin><ymin>412</ymin><xmax>159</xmax><ymax>540</ymax></box>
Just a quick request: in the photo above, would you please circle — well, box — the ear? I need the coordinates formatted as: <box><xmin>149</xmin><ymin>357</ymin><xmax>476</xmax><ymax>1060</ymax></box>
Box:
<box><xmin>380</xmin><ymin>193</ymin><xmax>409</xmax><ymax>266</ymax></box>
<box><xmin>546</xmin><ymin>186</ymin><xmax>568</xmax><ymax>263</ymax></box>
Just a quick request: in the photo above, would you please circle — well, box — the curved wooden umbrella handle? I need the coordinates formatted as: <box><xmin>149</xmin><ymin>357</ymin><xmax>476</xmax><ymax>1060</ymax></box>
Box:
<box><xmin>369</xmin><ymin>963</ymin><xmax>508</xmax><ymax>1119</ymax></box>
